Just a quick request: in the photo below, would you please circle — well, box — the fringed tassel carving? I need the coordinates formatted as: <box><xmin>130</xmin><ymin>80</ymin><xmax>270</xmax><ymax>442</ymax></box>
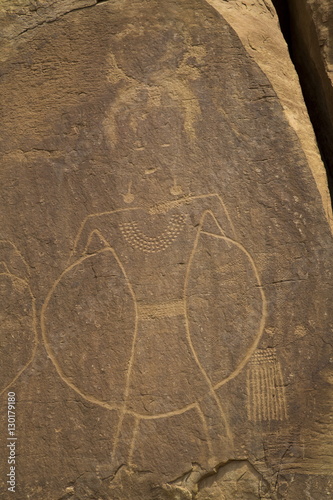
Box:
<box><xmin>247</xmin><ymin>348</ymin><xmax>288</xmax><ymax>422</ymax></box>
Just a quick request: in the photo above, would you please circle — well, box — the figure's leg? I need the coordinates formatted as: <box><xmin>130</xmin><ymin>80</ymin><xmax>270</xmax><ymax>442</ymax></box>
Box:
<box><xmin>128</xmin><ymin>417</ymin><xmax>140</xmax><ymax>467</ymax></box>
<box><xmin>111</xmin><ymin>412</ymin><xmax>139</xmax><ymax>471</ymax></box>
<box><xmin>129</xmin><ymin>408</ymin><xmax>213</xmax><ymax>476</ymax></box>
<box><xmin>197</xmin><ymin>390</ymin><xmax>234</xmax><ymax>465</ymax></box>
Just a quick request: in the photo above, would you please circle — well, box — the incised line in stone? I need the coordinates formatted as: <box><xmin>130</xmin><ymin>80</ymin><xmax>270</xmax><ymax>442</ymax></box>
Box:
<box><xmin>0</xmin><ymin>270</ymin><xmax>38</xmax><ymax>396</ymax></box>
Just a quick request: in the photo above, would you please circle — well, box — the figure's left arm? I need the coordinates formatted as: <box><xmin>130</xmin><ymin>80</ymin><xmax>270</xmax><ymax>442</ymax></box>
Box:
<box><xmin>194</xmin><ymin>194</ymin><xmax>236</xmax><ymax>240</ymax></box>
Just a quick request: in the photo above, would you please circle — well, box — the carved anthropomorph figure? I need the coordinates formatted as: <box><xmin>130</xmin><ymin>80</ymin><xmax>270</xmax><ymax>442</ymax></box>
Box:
<box><xmin>41</xmin><ymin>25</ymin><xmax>266</xmax><ymax>470</ymax></box>
<box><xmin>41</xmin><ymin>174</ymin><xmax>266</xmax><ymax>470</ymax></box>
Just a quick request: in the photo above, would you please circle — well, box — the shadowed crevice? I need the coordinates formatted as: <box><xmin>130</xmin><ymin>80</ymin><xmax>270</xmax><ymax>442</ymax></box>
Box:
<box><xmin>271</xmin><ymin>0</ymin><xmax>333</xmax><ymax>204</ymax></box>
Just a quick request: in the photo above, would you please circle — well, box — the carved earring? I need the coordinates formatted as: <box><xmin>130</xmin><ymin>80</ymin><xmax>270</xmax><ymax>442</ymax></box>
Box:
<box><xmin>170</xmin><ymin>176</ymin><xmax>183</xmax><ymax>196</ymax></box>
<box><xmin>122</xmin><ymin>180</ymin><xmax>135</xmax><ymax>204</ymax></box>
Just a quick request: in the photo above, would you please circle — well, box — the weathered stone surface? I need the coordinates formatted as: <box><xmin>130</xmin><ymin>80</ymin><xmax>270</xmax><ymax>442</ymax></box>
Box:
<box><xmin>0</xmin><ymin>0</ymin><xmax>332</xmax><ymax>499</ymax></box>
<box><xmin>207</xmin><ymin>0</ymin><xmax>333</xmax><ymax>226</ymax></box>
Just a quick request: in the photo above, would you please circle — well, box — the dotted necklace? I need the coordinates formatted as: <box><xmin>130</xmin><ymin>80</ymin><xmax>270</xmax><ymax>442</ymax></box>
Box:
<box><xmin>119</xmin><ymin>214</ymin><xmax>186</xmax><ymax>253</ymax></box>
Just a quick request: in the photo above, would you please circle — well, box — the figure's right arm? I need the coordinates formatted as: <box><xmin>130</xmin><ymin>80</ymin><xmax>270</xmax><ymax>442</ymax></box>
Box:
<box><xmin>68</xmin><ymin>211</ymin><xmax>116</xmax><ymax>265</ymax></box>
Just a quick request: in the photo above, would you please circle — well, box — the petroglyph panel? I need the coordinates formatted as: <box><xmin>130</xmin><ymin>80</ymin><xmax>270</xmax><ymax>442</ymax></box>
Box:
<box><xmin>1</xmin><ymin>0</ymin><xmax>333</xmax><ymax>498</ymax></box>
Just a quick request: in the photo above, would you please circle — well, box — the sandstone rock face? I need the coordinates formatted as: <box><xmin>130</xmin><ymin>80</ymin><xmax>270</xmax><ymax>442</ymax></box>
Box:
<box><xmin>0</xmin><ymin>1</ymin><xmax>332</xmax><ymax>499</ymax></box>
<box><xmin>207</xmin><ymin>0</ymin><xmax>333</xmax><ymax>226</ymax></box>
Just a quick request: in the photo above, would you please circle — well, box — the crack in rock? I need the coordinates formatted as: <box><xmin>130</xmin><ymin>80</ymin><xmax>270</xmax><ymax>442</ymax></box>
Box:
<box><xmin>0</xmin><ymin>0</ymin><xmax>112</xmax><ymax>41</ymax></box>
